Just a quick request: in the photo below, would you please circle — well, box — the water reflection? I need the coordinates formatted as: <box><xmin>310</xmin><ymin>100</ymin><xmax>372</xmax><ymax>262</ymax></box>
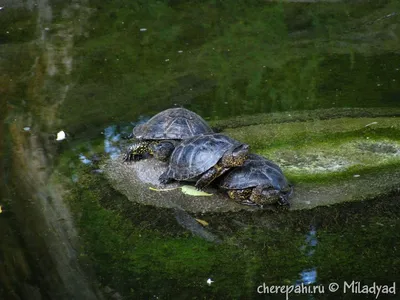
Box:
<box><xmin>297</xmin><ymin>226</ymin><xmax>318</xmax><ymax>286</ymax></box>
<box><xmin>79</xmin><ymin>153</ymin><xmax>92</xmax><ymax>165</ymax></box>
<box><xmin>298</xmin><ymin>268</ymin><xmax>318</xmax><ymax>286</ymax></box>
<box><xmin>104</xmin><ymin>125</ymin><xmax>122</xmax><ymax>159</ymax></box>
<box><xmin>71</xmin><ymin>173</ymin><xmax>79</xmax><ymax>183</ymax></box>
<box><xmin>103</xmin><ymin>116</ymin><xmax>151</xmax><ymax>160</ymax></box>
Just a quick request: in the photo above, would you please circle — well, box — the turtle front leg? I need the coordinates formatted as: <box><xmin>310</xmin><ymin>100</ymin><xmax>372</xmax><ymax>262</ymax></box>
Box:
<box><xmin>122</xmin><ymin>145</ymin><xmax>142</xmax><ymax>162</ymax></box>
<box><xmin>123</xmin><ymin>141</ymin><xmax>150</xmax><ymax>162</ymax></box>
<box><xmin>195</xmin><ymin>166</ymin><xmax>230</xmax><ymax>189</ymax></box>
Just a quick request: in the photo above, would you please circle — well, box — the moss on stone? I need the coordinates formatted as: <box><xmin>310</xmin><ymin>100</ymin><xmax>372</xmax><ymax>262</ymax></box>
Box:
<box><xmin>55</xmin><ymin>99</ymin><xmax>400</xmax><ymax>298</ymax></box>
<box><xmin>221</xmin><ymin>116</ymin><xmax>400</xmax><ymax>184</ymax></box>
<box><xmin>210</xmin><ymin>107</ymin><xmax>400</xmax><ymax>131</ymax></box>
<box><xmin>57</xmin><ymin>133</ymin><xmax>400</xmax><ymax>298</ymax></box>
<box><xmin>61</xmin><ymin>162</ymin><xmax>310</xmax><ymax>298</ymax></box>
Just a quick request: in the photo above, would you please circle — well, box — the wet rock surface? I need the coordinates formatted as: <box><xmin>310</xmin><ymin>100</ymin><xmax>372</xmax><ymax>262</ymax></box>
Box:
<box><xmin>103</xmin><ymin>113</ymin><xmax>400</xmax><ymax>212</ymax></box>
<box><xmin>102</xmin><ymin>158</ymin><xmax>254</xmax><ymax>213</ymax></box>
<box><xmin>103</xmin><ymin>156</ymin><xmax>400</xmax><ymax>212</ymax></box>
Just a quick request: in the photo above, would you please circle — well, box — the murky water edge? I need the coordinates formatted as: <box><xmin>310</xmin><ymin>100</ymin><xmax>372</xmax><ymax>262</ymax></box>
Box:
<box><xmin>1</xmin><ymin>0</ymin><xmax>400</xmax><ymax>299</ymax></box>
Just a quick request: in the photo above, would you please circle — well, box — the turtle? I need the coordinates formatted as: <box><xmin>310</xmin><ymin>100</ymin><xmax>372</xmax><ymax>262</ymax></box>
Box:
<box><xmin>123</xmin><ymin>108</ymin><xmax>213</xmax><ymax>162</ymax></box>
<box><xmin>159</xmin><ymin>133</ymin><xmax>249</xmax><ymax>189</ymax></box>
<box><xmin>218</xmin><ymin>153</ymin><xmax>292</xmax><ymax>207</ymax></box>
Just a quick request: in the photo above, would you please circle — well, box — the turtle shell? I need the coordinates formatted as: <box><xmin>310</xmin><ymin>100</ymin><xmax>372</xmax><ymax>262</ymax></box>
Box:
<box><xmin>220</xmin><ymin>154</ymin><xmax>290</xmax><ymax>192</ymax></box>
<box><xmin>133</xmin><ymin>108</ymin><xmax>213</xmax><ymax>140</ymax></box>
<box><xmin>166</xmin><ymin>133</ymin><xmax>245</xmax><ymax>180</ymax></box>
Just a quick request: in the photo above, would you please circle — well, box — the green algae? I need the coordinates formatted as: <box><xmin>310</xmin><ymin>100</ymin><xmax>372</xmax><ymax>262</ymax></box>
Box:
<box><xmin>0</xmin><ymin>218</ymin><xmax>37</xmax><ymax>299</ymax></box>
<box><xmin>60</xmin><ymin>158</ymin><xmax>400</xmax><ymax>298</ymax></box>
<box><xmin>315</xmin><ymin>223</ymin><xmax>400</xmax><ymax>285</ymax></box>
<box><xmin>222</xmin><ymin>116</ymin><xmax>400</xmax><ymax>149</ymax></box>
<box><xmin>210</xmin><ymin>107</ymin><xmax>400</xmax><ymax>131</ymax></box>
<box><xmin>0</xmin><ymin>8</ymin><xmax>37</xmax><ymax>44</ymax></box>
<box><xmin>221</xmin><ymin>116</ymin><xmax>400</xmax><ymax>183</ymax></box>
<box><xmin>61</xmin><ymin>164</ymin><xmax>307</xmax><ymax>298</ymax></box>
<box><xmin>268</xmin><ymin>137</ymin><xmax>400</xmax><ymax>178</ymax></box>
<box><xmin>55</xmin><ymin>106</ymin><xmax>400</xmax><ymax>297</ymax></box>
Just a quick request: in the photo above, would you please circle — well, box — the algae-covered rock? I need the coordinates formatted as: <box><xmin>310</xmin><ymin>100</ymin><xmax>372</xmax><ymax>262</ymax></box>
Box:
<box><xmin>103</xmin><ymin>110</ymin><xmax>400</xmax><ymax>212</ymax></box>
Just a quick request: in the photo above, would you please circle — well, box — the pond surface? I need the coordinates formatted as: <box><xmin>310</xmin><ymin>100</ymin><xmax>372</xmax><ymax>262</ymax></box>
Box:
<box><xmin>1</xmin><ymin>0</ymin><xmax>400</xmax><ymax>299</ymax></box>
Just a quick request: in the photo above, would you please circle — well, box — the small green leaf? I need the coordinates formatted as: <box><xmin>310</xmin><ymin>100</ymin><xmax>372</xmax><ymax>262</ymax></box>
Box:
<box><xmin>181</xmin><ymin>185</ymin><xmax>213</xmax><ymax>196</ymax></box>
<box><xmin>195</xmin><ymin>218</ymin><xmax>209</xmax><ymax>226</ymax></box>
<box><xmin>149</xmin><ymin>185</ymin><xmax>213</xmax><ymax>197</ymax></box>
<box><xmin>149</xmin><ymin>186</ymin><xmax>179</xmax><ymax>192</ymax></box>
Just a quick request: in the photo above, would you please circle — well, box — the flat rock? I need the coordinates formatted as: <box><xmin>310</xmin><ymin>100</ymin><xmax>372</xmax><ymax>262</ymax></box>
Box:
<box><xmin>102</xmin><ymin>158</ymin><xmax>254</xmax><ymax>213</ymax></box>
<box><xmin>103</xmin><ymin>111</ymin><xmax>400</xmax><ymax>212</ymax></box>
<box><xmin>102</xmin><ymin>157</ymin><xmax>400</xmax><ymax>212</ymax></box>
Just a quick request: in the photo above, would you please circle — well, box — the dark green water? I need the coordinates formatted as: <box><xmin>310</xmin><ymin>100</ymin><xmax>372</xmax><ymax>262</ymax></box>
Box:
<box><xmin>1</xmin><ymin>0</ymin><xmax>400</xmax><ymax>299</ymax></box>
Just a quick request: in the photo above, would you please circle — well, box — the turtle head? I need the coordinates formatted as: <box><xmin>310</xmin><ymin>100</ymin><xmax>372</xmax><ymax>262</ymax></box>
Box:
<box><xmin>277</xmin><ymin>194</ymin><xmax>291</xmax><ymax>207</ymax></box>
<box><xmin>221</xmin><ymin>144</ymin><xmax>249</xmax><ymax>167</ymax></box>
<box><xmin>277</xmin><ymin>185</ymin><xmax>293</xmax><ymax>207</ymax></box>
<box><xmin>150</xmin><ymin>141</ymin><xmax>176</xmax><ymax>162</ymax></box>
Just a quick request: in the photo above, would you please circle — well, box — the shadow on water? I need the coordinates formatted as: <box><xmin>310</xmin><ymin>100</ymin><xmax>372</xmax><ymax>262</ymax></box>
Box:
<box><xmin>1</xmin><ymin>0</ymin><xmax>400</xmax><ymax>299</ymax></box>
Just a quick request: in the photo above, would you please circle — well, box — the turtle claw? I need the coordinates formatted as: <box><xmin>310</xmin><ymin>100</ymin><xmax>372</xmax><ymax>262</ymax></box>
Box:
<box><xmin>195</xmin><ymin>185</ymin><xmax>204</xmax><ymax>192</ymax></box>
<box><xmin>122</xmin><ymin>152</ymin><xmax>143</xmax><ymax>162</ymax></box>
<box><xmin>132</xmin><ymin>154</ymin><xmax>143</xmax><ymax>161</ymax></box>
<box><xmin>240</xmin><ymin>200</ymin><xmax>258</xmax><ymax>207</ymax></box>
<box><xmin>277</xmin><ymin>193</ymin><xmax>291</xmax><ymax>207</ymax></box>
<box><xmin>122</xmin><ymin>133</ymin><xmax>134</xmax><ymax>140</ymax></box>
<box><xmin>194</xmin><ymin>181</ymin><xmax>207</xmax><ymax>191</ymax></box>
<box><xmin>122</xmin><ymin>153</ymin><xmax>130</xmax><ymax>162</ymax></box>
